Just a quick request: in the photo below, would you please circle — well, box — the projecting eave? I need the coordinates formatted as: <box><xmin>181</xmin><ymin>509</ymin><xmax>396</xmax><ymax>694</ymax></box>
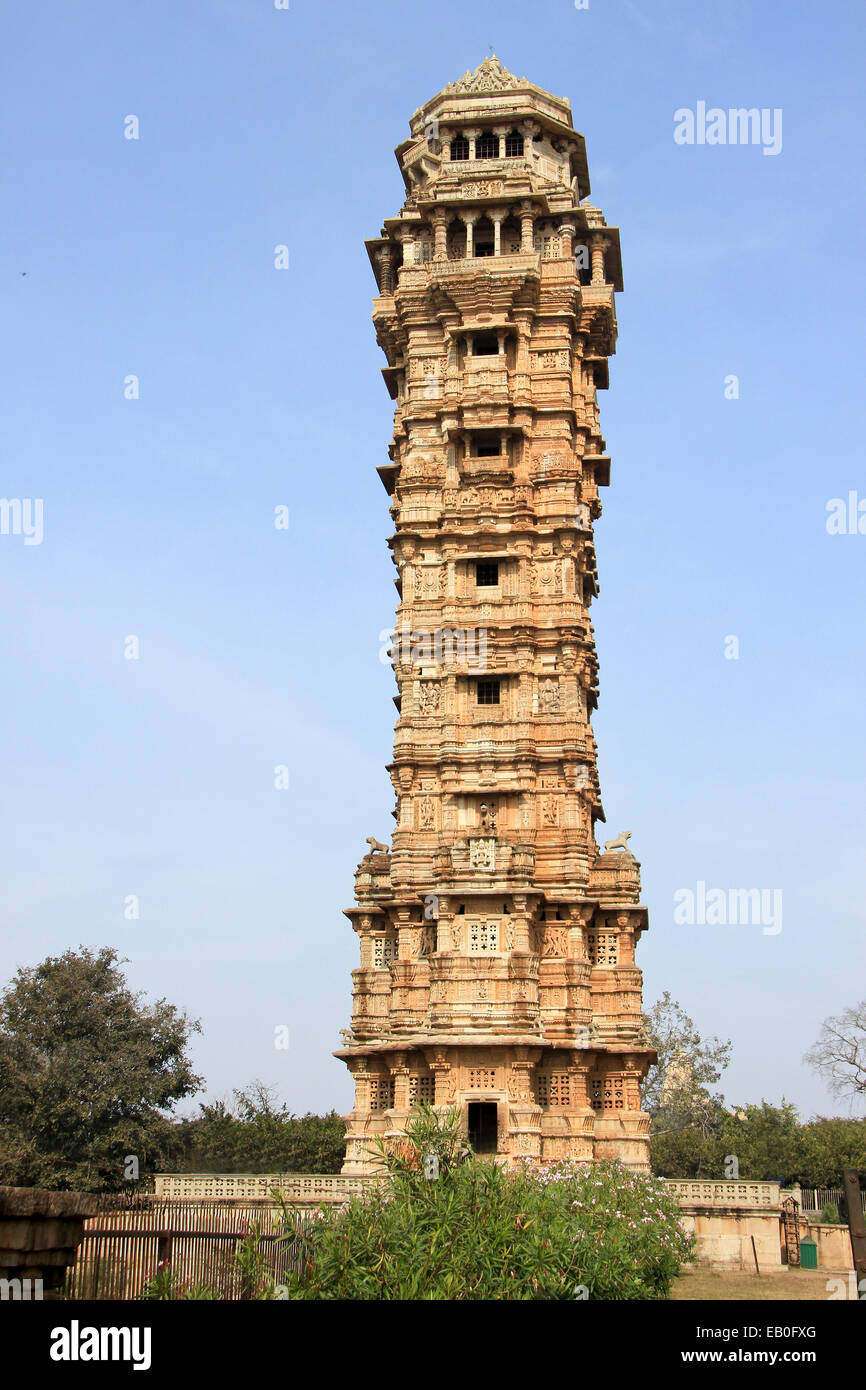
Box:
<box><xmin>377</xmin><ymin>464</ymin><xmax>397</xmax><ymax>494</ymax></box>
<box><xmin>380</xmin><ymin>364</ymin><xmax>402</xmax><ymax>399</ymax></box>
<box><xmin>364</xmin><ymin>236</ymin><xmax>391</xmax><ymax>285</ymax></box>
<box><xmin>334</xmin><ymin>1034</ymin><xmax>556</xmax><ymax>1060</ymax></box>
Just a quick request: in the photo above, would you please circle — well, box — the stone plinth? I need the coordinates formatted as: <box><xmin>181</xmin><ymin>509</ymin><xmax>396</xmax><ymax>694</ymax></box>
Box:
<box><xmin>0</xmin><ymin>1186</ymin><xmax>100</xmax><ymax>1296</ymax></box>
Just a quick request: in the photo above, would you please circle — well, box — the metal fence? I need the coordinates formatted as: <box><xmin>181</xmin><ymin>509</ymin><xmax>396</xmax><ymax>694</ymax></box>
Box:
<box><xmin>795</xmin><ymin>1186</ymin><xmax>865</xmax><ymax>1214</ymax></box>
<box><xmin>65</xmin><ymin>1199</ymin><xmax>305</xmax><ymax>1300</ymax></box>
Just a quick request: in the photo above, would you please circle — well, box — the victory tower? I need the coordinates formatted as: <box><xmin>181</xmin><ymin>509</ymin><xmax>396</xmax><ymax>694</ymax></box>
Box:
<box><xmin>336</xmin><ymin>57</ymin><xmax>654</xmax><ymax>1171</ymax></box>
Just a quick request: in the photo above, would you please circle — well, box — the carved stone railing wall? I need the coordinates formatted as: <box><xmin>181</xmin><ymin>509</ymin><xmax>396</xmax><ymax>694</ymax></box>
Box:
<box><xmin>154</xmin><ymin>1172</ymin><xmax>782</xmax><ymax>1211</ymax></box>
<box><xmin>152</xmin><ymin>1173</ymin><xmax>383</xmax><ymax>1204</ymax></box>
<box><xmin>663</xmin><ymin>1180</ymin><xmax>781</xmax><ymax>1209</ymax></box>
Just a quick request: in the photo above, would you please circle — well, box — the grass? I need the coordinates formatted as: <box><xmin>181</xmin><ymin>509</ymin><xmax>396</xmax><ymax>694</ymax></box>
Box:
<box><xmin>670</xmin><ymin>1269</ymin><xmax>847</xmax><ymax>1301</ymax></box>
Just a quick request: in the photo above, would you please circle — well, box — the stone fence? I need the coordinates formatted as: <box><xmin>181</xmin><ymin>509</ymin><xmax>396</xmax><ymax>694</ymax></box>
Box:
<box><xmin>153</xmin><ymin>1173</ymin><xmax>378</xmax><ymax>1204</ymax></box>
<box><xmin>663</xmin><ymin>1180</ymin><xmax>779</xmax><ymax>1209</ymax></box>
<box><xmin>152</xmin><ymin>1173</ymin><xmax>780</xmax><ymax>1209</ymax></box>
<box><xmin>151</xmin><ymin>1172</ymin><xmax>856</xmax><ymax>1273</ymax></box>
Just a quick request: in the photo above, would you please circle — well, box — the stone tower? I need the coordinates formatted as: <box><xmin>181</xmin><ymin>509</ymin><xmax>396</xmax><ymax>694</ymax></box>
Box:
<box><xmin>336</xmin><ymin>56</ymin><xmax>654</xmax><ymax>1172</ymax></box>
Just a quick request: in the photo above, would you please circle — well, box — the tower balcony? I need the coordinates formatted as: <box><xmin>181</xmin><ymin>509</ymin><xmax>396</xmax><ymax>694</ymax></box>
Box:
<box><xmin>432</xmin><ymin>249</ymin><xmax>541</xmax><ymax>279</ymax></box>
<box><xmin>461</xmin><ymin>359</ymin><xmax>510</xmax><ymax>405</ymax></box>
<box><xmin>458</xmin><ymin>453</ymin><xmax>514</xmax><ymax>484</ymax></box>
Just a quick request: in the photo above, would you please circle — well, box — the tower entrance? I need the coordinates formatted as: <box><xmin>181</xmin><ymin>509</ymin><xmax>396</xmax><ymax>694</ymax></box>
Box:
<box><xmin>467</xmin><ymin>1102</ymin><xmax>498</xmax><ymax>1155</ymax></box>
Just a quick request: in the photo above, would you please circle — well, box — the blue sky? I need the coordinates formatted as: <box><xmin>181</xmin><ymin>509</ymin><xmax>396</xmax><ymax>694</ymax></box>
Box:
<box><xmin>1</xmin><ymin>0</ymin><xmax>863</xmax><ymax>1126</ymax></box>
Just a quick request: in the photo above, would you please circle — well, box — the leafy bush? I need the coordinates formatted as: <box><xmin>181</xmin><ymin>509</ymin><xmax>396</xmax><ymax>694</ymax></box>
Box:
<box><xmin>281</xmin><ymin>1105</ymin><xmax>693</xmax><ymax>1300</ymax></box>
<box><xmin>818</xmin><ymin>1202</ymin><xmax>841</xmax><ymax>1225</ymax></box>
<box><xmin>141</xmin><ymin>1261</ymin><xmax>220</xmax><ymax>1300</ymax></box>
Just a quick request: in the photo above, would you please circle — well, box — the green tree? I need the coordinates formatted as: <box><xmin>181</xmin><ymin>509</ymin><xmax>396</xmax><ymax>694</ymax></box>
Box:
<box><xmin>177</xmin><ymin>1082</ymin><xmax>345</xmax><ymax>1174</ymax></box>
<box><xmin>0</xmin><ymin>946</ymin><xmax>201</xmax><ymax>1190</ymax></box>
<box><xmin>650</xmin><ymin>1124</ymin><xmax>723</xmax><ymax>1179</ymax></box>
<box><xmin>719</xmin><ymin>1100</ymin><xmax>801</xmax><ymax>1182</ymax></box>
<box><xmin>795</xmin><ymin>1117</ymin><xmax>866</xmax><ymax>1187</ymax></box>
<box><xmin>642</xmin><ymin>992</ymin><xmax>732</xmax><ymax>1139</ymax></box>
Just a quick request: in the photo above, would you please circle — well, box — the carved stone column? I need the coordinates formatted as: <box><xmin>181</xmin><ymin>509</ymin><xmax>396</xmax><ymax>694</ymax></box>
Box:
<box><xmin>462</xmin><ymin>211</ymin><xmax>478</xmax><ymax>259</ymax></box>
<box><xmin>396</xmin><ymin>226</ymin><xmax>416</xmax><ymax>269</ymax></box>
<box><xmin>520</xmin><ymin>119</ymin><xmax>540</xmax><ymax>166</ymax></box>
<box><xmin>558</xmin><ymin>222</ymin><xmax>576</xmax><ymax>261</ymax></box>
<box><xmin>375</xmin><ymin>244</ymin><xmax>395</xmax><ymax>294</ymax></box>
<box><xmin>490</xmin><ymin>207</ymin><xmax>507</xmax><ymax>257</ymax></box>
<box><xmin>591</xmin><ymin>236</ymin><xmax>605</xmax><ymax>285</ymax></box>
<box><xmin>432</xmin><ymin>208</ymin><xmax>450</xmax><ymax>260</ymax></box>
<box><xmin>519</xmin><ymin>200</ymin><xmax>536</xmax><ymax>253</ymax></box>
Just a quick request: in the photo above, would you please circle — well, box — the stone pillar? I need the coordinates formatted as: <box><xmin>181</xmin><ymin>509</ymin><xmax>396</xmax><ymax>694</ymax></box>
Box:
<box><xmin>591</xmin><ymin>237</ymin><xmax>605</xmax><ymax>285</ymax></box>
<box><xmin>520</xmin><ymin>201</ymin><xmax>536</xmax><ymax>253</ymax></box>
<box><xmin>375</xmin><ymin>244</ymin><xmax>395</xmax><ymax>294</ymax></box>
<box><xmin>513</xmin><ymin>311</ymin><xmax>532</xmax><ymax>389</ymax></box>
<box><xmin>433</xmin><ymin>209</ymin><xmax>450</xmax><ymax>261</ymax></box>
<box><xmin>391</xmin><ymin>1053</ymin><xmax>410</xmax><ymax>1111</ymax></box>
<box><xmin>520</xmin><ymin>119</ymin><xmax>540</xmax><ymax>165</ymax></box>
<box><xmin>462</xmin><ymin>212</ymin><xmax>478</xmax><ymax>259</ymax></box>
<box><xmin>559</xmin><ymin>222</ymin><xmax>576</xmax><ymax>261</ymax></box>
<box><xmin>490</xmin><ymin>207</ymin><xmax>507</xmax><ymax>257</ymax></box>
<box><xmin>396</xmin><ymin>226</ymin><xmax>416</xmax><ymax>269</ymax></box>
<box><xmin>0</xmin><ymin>1186</ymin><xmax>101</xmax><ymax>1297</ymax></box>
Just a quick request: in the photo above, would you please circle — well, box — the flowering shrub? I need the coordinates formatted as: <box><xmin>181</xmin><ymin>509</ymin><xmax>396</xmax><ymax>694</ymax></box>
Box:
<box><xmin>281</xmin><ymin>1109</ymin><xmax>693</xmax><ymax>1300</ymax></box>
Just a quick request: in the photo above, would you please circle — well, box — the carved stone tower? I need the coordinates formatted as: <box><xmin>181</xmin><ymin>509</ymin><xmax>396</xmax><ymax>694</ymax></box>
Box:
<box><xmin>336</xmin><ymin>57</ymin><xmax>654</xmax><ymax>1172</ymax></box>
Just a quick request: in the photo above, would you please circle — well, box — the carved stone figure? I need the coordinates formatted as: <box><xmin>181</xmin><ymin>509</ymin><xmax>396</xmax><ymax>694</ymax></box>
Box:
<box><xmin>539</xmin><ymin>679</ymin><xmax>560</xmax><ymax>713</ymax></box>
<box><xmin>469</xmin><ymin>838</ymin><xmax>496</xmax><ymax>869</ymax></box>
<box><xmin>419</xmin><ymin>681</ymin><xmax>441</xmax><ymax>714</ymax></box>
<box><xmin>603</xmin><ymin>830</ymin><xmax>632</xmax><ymax>854</ymax></box>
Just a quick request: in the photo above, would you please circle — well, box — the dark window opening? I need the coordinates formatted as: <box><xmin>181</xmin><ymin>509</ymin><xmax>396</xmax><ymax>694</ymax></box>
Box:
<box><xmin>474</xmin><ymin>219</ymin><xmax>495</xmax><ymax>258</ymax></box>
<box><xmin>450</xmin><ymin>135</ymin><xmax>469</xmax><ymax>161</ymax></box>
<box><xmin>476</xmin><ymin>131</ymin><xmax>500</xmax><ymax>160</ymax></box>
<box><xmin>476</xmin><ymin>561</ymin><xmax>499</xmax><ymax>587</ymax></box>
<box><xmin>468</xmin><ymin>1102</ymin><xmax>498</xmax><ymax>1154</ymax></box>
<box><xmin>477</xmin><ymin>679</ymin><xmax>501</xmax><ymax>705</ymax></box>
<box><xmin>505</xmin><ymin>129</ymin><xmax>524</xmax><ymax>158</ymax></box>
<box><xmin>458</xmin><ymin>903</ymin><xmax>465</xmax><ymax>914</ymax></box>
<box><xmin>473</xmin><ymin>333</ymin><xmax>499</xmax><ymax>356</ymax></box>
<box><xmin>474</xmin><ymin>432</ymin><xmax>500</xmax><ymax>457</ymax></box>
